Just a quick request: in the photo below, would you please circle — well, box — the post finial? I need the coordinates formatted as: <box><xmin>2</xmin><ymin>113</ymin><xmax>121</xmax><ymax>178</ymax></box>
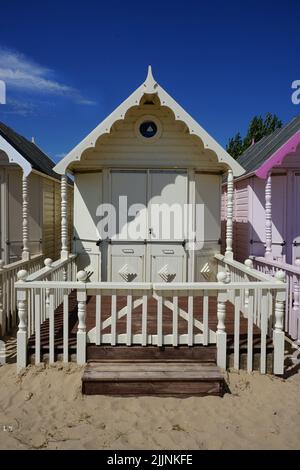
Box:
<box><xmin>244</xmin><ymin>258</ymin><xmax>253</xmax><ymax>269</ymax></box>
<box><xmin>144</xmin><ymin>65</ymin><xmax>157</xmax><ymax>93</ymax></box>
<box><xmin>217</xmin><ymin>271</ymin><xmax>228</xmax><ymax>284</ymax></box>
<box><xmin>44</xmin><ymin>258</ymin><xmax>53</xmax><ymax>269</ymax></box>
<box><xmin>17</xmin><ymin>269</ymin><xmax>28</xmax><ymax>282</ymax></box>
<box><xmin>77</xmin><ymin>270</ymin><xmax>88</xmax><ymax>283</ymax></box>
<box><xmin>275</xmin><ymin>270</ymin><xmax>286</xmax><ymax>283</ymax></box>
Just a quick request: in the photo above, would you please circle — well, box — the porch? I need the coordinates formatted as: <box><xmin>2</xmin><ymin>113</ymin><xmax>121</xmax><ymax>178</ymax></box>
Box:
<box><xmin>15</xmin><ymin>253</ymin><xmax>287</xmax><ymax>390</ymax></box>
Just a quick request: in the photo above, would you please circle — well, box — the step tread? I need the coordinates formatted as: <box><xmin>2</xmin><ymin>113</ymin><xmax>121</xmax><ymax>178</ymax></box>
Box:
<box><xmin>83</xmin><ymin>362</ymin><xmax>224</xmax><ymax>382</ymax></box>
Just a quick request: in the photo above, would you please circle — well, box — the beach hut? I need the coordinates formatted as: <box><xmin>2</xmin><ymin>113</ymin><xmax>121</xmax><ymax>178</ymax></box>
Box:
<box><xmin>0</xmin><ymin>122</ymin><xmax>73</xmax><ymax>334</ymax></box>
<box><xmin>54</xmin><ymin>66</ymin><xmax>244</xmax><ymax>283</ymax></box>
<box><xmin>222</xmin><ymin>116</ymin><xmax>300</xmax><ymax>340</ymax></box>
<box><xmin>14</xmin><ymin>68</ymin><xmax>288</xmax><ymax>394</ymax></box>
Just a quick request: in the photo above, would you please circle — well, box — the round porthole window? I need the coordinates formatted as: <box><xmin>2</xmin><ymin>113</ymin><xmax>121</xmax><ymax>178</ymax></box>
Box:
<box><xmin>139</xmin><ymin>121</ymin><xmax>157</xmax><ymax>139</ymax></box>
<box><xmin>135</xmin><ymin>115</ymin><xmax>162</xmax><ymax>142</ymax></box>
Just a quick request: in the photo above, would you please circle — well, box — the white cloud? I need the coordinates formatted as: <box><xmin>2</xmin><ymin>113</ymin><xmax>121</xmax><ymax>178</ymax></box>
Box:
<box><xmin>0</xmin><ymin>98</ymin><xmax>37</xmax><ymax>116</ymax></box>
<box><xmin>0</xmin><ymin>48</ymin><xmax>96</xmax><ymax>104</ymax></box>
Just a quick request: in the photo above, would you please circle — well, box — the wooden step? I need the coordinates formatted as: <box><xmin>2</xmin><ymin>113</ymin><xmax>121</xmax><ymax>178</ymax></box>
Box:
<box><xmin>82</xmin><ymin>362</ymin><xmax>224</xmax><ymax>397</ymax></box>
<box><xmin>86</xmin><ymin>345</ymin><xmax>217</xmax><ymax>363</ymax></box>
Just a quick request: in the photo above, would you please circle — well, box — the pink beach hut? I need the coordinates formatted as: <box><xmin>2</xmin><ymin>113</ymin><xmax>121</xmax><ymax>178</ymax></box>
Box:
<box><xmin>222</xmin><ymin>116</ymin><xmax>300</xmax><ymax>340</ymax></box>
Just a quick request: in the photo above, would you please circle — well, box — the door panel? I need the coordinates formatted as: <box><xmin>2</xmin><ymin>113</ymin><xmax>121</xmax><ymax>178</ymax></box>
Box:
<box><xmin>74</xmin><ymin>172</ymin><xmax>102</xmax><ymax>280</ymax></box>
<box><xmin>110</xmin><ymin>171</ymin><xmax>147</xmax><ymax>281</ymax></box>
<box><xmin>148</xmin><ymin>170</ymin><xmax>187</xmax><ymax>282</ymax></box>
<box><xmin>110</xmin><ymin>243</ymin><xmax>145</xmax><ymax>282</ymax></box>
<box><xmin>148</xmin><ymin>170</ymin><xmax>187</xmax><ymax>241</ymax></box>
<box><xmin>111</xmin><ymin>170</ymin><xmax>147</xmax><ymax>240</ymax></box>
<box><xmin>150</xmin><ymin>244</ymin><xmax>185</xmax><ymax>282</ymax></box>
<box><xmin>109</xmin><ymin>170</ymin><xmax>188</xmax><ymax>282</ymax></box>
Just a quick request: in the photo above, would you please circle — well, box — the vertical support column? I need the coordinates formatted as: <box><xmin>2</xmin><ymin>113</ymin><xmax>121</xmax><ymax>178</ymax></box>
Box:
<box><xmin>44</xmin><ymin>258</ymin><xmax>53</xmax><ymax>320</ymax></box>
<box><xmin>22</xmin><ymin>173</ymin><xmax>30</xmax><ymax>261</ymax></box>
<box><xmin>0</xmin><ymin>260</ymin><xmax>4</xmax><ymax>336</ymax></box>
<box><xmin>265</xmin><ymin>173</ymin><xmax>273</xmax><ymax>260</ymax></box>
<box><xmin>244</xmin><ymin>259</ymin><xmax>253</xmax><ymax>316</ymax></box>
<box><xmin>216</xmin><ymin>271</ymin><xmax>228</xmax><ymax>369</ymax></box>
<box><xmin>273</xmin><ymin>270</ymin><xmax>286</xmax><ymax>375</ymax></box>
<box><xmin>76</xmin><ymin>270</ymin><xmax>87</xmax><ymax>364</ymax></box>
<box><xmin>61</xmin><ymin>174</ymin><xmax>69</xmax><ymax>260</ymax></box>
<box><xmin>16</xmin><ymin>269</ymin><xmax>28</xmax><ymax>372</ymax></box>
<box><xmin>225</xmin><ymin>169</ymin><xmax>234</xmax><ymax>260</ymax></box>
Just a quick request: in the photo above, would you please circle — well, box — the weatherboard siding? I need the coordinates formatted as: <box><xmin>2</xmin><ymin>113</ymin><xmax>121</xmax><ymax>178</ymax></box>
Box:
<box><xmin>79</xmin><ymin>105</ymin><xmax>224</xmax><ymax>171</ymax></box>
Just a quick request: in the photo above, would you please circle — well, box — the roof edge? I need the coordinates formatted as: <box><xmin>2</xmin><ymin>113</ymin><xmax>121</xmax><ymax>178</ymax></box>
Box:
<box><xmin>255</xmin><ymin>129</ymin><xmax>300</xmax><ymax>179</ymax></box>
<box><xmin>0</xmin><ymin>135</ymin><xmax>32</xmax><ymax>176</ymax></box>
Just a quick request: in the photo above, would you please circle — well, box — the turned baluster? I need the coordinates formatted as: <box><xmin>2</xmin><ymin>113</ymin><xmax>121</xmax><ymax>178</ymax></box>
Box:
<box><xmin>16</xmin><ymin>269</ymin><xmax>28</xmax><ymax>371</ymax></box>
<box><xmin>244</xmin><ymin>259</ymin><xmax>253</xmax><ymax>316</ymax></box>
<box><xmin>225</xmin><ymin>170</ymin><xmax>234</xmax><ymax>260</ymax></box>
<box><xmin>265</xmin><ymin>173</ymin><xmax>273</xmax><ymax>260</ymax></box>
<box><xmin>216</xmin><ymin>271</ymin><xmax>228</xmax><ymax>369</ymax></box>
<box><xmin>273</xmin><ymin>270</ymin><xmax>286</xmax><ymax>375</ymax></box>
<box><xmin>77</xmin><ymin>270</ymin><xmax>87</xmax><ymax>364</ymax></box>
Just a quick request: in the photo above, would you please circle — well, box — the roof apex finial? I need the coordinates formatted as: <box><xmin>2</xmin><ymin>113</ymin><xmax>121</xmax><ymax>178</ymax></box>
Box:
<box><xmin>144</xmin><ymin>64</ymin><xmax>157</xmax><ymax>92</ymax></box>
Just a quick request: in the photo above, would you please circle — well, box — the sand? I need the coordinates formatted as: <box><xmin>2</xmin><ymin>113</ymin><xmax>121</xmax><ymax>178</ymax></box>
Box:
<box><xmin>0</xmin><ymin>360</ymin><xmax>300</xmax><ymax>450</ymax></box>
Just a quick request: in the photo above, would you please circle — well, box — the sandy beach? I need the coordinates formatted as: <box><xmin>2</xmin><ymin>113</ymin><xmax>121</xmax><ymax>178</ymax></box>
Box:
<box><xmin>0</xmin><ymin>360</ymin><xmax>299</xmax><ymax>450</ymax></box>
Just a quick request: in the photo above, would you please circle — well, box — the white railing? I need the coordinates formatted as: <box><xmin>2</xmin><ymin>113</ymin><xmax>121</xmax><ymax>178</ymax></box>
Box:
<box><xmin>215</xmin><ymin>254</ymin><xmax>275</xmax><ymax>324</ymax></box>
<box><xmin>15</xmin><ymin>258</ymin><xmax>286</xmax><ymax>376</ymax></box>
<box><xmin>0</xmin><ymin>254</ymin><xmax>44</xmax><ymax>336</ymax></box>
<box><xmin>251</xmin><ymin>256</ymin><xmax>300</xmax><ymax>342</ymax></box>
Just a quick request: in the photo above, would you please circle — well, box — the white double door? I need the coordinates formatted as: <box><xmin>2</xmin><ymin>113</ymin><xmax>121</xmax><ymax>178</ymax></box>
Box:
<box><xmin>108</xmin><ymin>169</ymin><xmax>188</xmax><ymax>282</ymax></box>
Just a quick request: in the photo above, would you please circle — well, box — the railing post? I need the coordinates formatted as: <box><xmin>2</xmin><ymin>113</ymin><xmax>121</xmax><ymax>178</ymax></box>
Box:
<box><xmin>265</xmin><ymin>173</ymin><xmax>273</xmax><ymax>260</ymax></box>
<box><xmin>292</xmin><ymin>278</ymin><xmax>300</xmax><ymax>339</ymax></box>
<box><xmin>0</xmin><ymin>260</ymin><xmax>5</xmax><ymax>336</ymax></box>
<box><xmin>60</xmin><ymin>174</ymin><xmax>69</xmax><ymax>260</ymax></box>
<box><xmin>225</xmin><ymin>169</ymin><xmax>234</xmax><ymax>260</ymax></box>
<box><xmin>16</xmin><ymin>269</ymin><xmax>28</xmax><ymax>372</ymax></box>
<box><xmin>76</xmin><ymin>270</ymin><xmax>87</xmax><ymax>364</ymax></box>
<box><xmin>216</xmin><ymin>271</ymin><xmax>228</xmax><ymax>369</ymax></box>
<box><xmin>273</xmin><ymin>270</ymin><xmax>286</xmax><ymax>375</ymax></box>
<box><xmin>244</xmin><ymin>259</ymin><xmax>253</xmax><ymax>315</ymax></box>
<box><xmin>44</xmin><ymin>259</ymin><xmax>53</xmax><ymax>319</ymax></box>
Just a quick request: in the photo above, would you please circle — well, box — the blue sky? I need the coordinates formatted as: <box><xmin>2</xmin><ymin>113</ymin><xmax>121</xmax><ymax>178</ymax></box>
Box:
<box><xmin>0</xmin><ymin>0</ymin><xmax>299</xmax><ymax>162</ymax></box>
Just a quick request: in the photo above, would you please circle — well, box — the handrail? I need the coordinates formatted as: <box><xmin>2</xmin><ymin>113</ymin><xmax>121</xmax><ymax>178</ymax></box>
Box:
<box><xmin>26</xmin><ymin>254</ymin><xmax>77</xmax><ymax>282</ymax></box>
<box><xmin>1</xmin><ymin>253</ymin><xmax>43</xmax><ymax>271</ymax></box>
<box><xmin>215</xmin><ymin>253</ymin><xmax>274</xmax><ymax>282</ymax></box>
<box><xmin>16</xmin><ymin>280</ymin><xmax>286</xmax><ymax>291</ymax></box>
<box><xmin>251</xmin><ymin>256</ymin><xmax>300</xmax><ymax>276</ymax></box>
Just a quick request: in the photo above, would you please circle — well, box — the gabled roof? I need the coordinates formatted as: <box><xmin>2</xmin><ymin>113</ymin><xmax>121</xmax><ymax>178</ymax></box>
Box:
<box><xmin>0</xmin><ymin>121</ymin><xmax>61</xmax><ymax>180</ymax></box>
<box><xmin>54</xmin><ymin>67</ymin><xmax>244</xmax><ymax>176</ymax></box>
<box><xmin>237</xmin><ymin>116</ymin><xmax>300</xmax><ymax>176</ymax></box>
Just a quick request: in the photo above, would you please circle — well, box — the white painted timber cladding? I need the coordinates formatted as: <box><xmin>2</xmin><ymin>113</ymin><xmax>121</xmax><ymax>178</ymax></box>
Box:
<box><xmin>78</xmin><ymin>106</ymin><xmax>224</xmax><ymax>172</ymax></box>
<box><xmin>42</xmin><ymin>177</ymin><xmax>73</xmax><ymax>260</ymax></box>
<box><xmin>0</xmin><ymin>166</ymin><xmax>73</xmax><ymax>263</ymax></box>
